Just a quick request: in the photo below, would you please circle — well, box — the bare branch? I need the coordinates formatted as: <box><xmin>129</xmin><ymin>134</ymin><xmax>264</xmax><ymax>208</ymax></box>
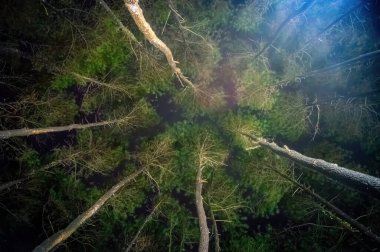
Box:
<box><xmin>33</xmin><ymin>168</ymin><xmax>145</xmax><ymax>252</ymax></box>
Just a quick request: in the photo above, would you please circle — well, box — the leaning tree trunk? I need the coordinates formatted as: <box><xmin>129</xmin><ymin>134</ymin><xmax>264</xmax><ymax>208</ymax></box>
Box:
<box><xmin>124</xmin><ymin>0</ymin><xmax>195</xmax><ymax>89</ymax></box>
<box><xmin>242</xmin><ymin>134</ymin><xmax>380</xmax><ymax>199</ymax></box>
<box><xmin>0</xmin><ymin>117</ymin><xmax>133</xmax><ymax>139</ymax></box>
<box><xmin>272</xmin><ymin>167</ymin><xmax>380</xmax><ymax>245</ymax></box>
<box><xmin>33</xmin><ymin>168</ymin><xmax>145</xmax><ymax>252</ymax></box>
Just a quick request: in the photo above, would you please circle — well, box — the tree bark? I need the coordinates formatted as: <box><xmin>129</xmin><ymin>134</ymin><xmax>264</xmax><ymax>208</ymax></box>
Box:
<box><xmin>0</xmin><ymin>117</ymin><xmax>133</xmax><ymax>139</ymax></box>
<box><xmin>272</xmin><ymin>168</ymin><xmax>380</xmax><ymax>245</ymax></box>
<box><xmin>242</xmin><ymin>134</ymin><xmax>380</xmax><ymax>199</ymax></box>
<box><xmin>33</xmin><ymin>168</ymin><xmax>145</xmax><ymax>252</ymax></box>
<box><xmin>196</xmin><ymin>162</ymin><xmax>209</xmax><ymax>252</ymax></box>
<box><xmin>209</xmin><ymin>208</ymin><xmax>220</xmax><ymax>252</ymax></box>
<box><xmin>124</xmin><ymin>0</ymin><xmax>195</xmax><ymax>88</ymax></box>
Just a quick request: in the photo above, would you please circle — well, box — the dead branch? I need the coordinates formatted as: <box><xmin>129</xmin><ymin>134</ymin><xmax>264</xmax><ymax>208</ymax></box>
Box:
<box><xmin>33</xmin><ymin>167</ymin><xmax>145</xmax><ymax>252</ymax></box>
<box><xmin>0</xmin><ymin>117</ymin><xmax>133</xmax><ymax>139</ymax></box>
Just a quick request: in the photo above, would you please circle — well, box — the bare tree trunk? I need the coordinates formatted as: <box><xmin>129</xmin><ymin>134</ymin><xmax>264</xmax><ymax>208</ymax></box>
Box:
<box><xmin>254</xmin><ymin>0</ymin><xmax>316</xmax><ymax>59</ymax></box>
<box><xmin>272</xmin><ymin>167</ymin><xmax>380</xmax><ymax>245</ymax></box>
<box><xmin>0</xmin><ymin>117</ymin><xmax>133</xmax><ymax>139</ymax></box>
<box><xmin>242</xmin><ymin>134</ymin><xmax>380</xmax><ymax>199</ymax></box>
<box><xmin>196</xmin><ymin>161</ymin><xmax>209</xmax><ymax>252</ymax></box>
<box><xmin>33</xmin><ymin>168</ymin><xmax>145</xmax><ymax>252</ymax></box>
<box><xmin>124</xmin><ymin>0</ymin><xmax>195</xmax><ymax>88</ymax></box>
<box><xmin>209</xmin><ymin>208</ymin><xmax>220</xmax><ymax>252</ymax></box>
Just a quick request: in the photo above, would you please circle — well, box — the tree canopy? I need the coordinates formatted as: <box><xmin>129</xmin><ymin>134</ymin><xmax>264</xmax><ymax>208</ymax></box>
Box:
<box><xmin>1</xmin><ymin>0</ymin><xmax>380</xmax><ymax>251</ymax></box>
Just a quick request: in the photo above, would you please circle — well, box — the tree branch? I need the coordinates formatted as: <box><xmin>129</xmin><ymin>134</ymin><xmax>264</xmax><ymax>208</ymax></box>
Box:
<box><xmin>33</xmin><ymin>167</ymin><xmax>145</xmax><ymax>252</ymax></box>
<box><xmin>124</xmin><ymin>0</ymin><xmax>195</xmax><ymax>89</ymax></box>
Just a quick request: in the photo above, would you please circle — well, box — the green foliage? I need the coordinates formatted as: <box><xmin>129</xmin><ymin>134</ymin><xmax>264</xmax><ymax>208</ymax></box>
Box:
<box><xmin>135</xmin><ymin>56</ymin><xmax>174</xmax><ymax>96</ymax></box>
<box><xmin>51</xmin><ymin>74</ymin><xmax>76</xmax><ymax>90</ymax></box>
<box><xmin>174</xmin><ymin>85</ymin><xmax>226</xmax><ymax>118</ymax></box>
<box><xmin>227</xmin><ymin>233</ymin><xmax>273</xmax><ymax>251</ymax></box>
<box><xmin>237</xmin><ymin>62</ymin><xmax>278</xmax><ymax>110</ymax></box>
<box><xmin>17</xmin><ymin>148</ymin><xmax>41</xmax><ymax>170</ymax></box>
<box><xmin>267</xmin><ymin>92</ymin><xmax>308</xmax><ymax>141</ymax></box>
<box><xmin>232</xmin><ymin>0</ymin><xmax>272</xmax><ymax>33</ymax></box>
<box><xmin>218</xmin><ymin>111</ymin><xmax>263</xmax><ymax>147</ymax></box>
<box><xmin>52</xmin><ymin>17</ymin><xmax>134</xmax><ymax>90</ymax></box>
<box><xmin>231</xmin><ymin>149</ymin><xmax>291</xmax><ymax>216</ymax></box>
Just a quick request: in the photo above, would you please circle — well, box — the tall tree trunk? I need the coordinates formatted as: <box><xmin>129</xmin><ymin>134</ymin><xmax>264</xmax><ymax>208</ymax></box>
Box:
<box><xmin>33</xmin><ymin>168</ymin><xmax>145</xmax><ymax>252</ymax></box>
<box><xmin>272</xmin><ymin>167</ymin><xmax>380</xmax><ymax>245</ymax></box>
<box><xmin>242</xmin><ymin>134</ymin><xmax>380</xmax><ymax>199</ymax></box>
<box><xmin>196</xmin><ymin>162</ymin><xmax>209</xmax><ymax>252</ymax></box>
<box><xmin>124</xmin><ymin>0</ymin><xmax>195</xmax><ymax>89</ymax></box>
<box><xmin>0</xmin><ymin>117</ymin><xmax>134</xmax><ymax>139</ymax></box>
<box><xmin>209</xmin><ymin>207</ymin><xmax>220</xmax><ymax>252</ymax></box>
